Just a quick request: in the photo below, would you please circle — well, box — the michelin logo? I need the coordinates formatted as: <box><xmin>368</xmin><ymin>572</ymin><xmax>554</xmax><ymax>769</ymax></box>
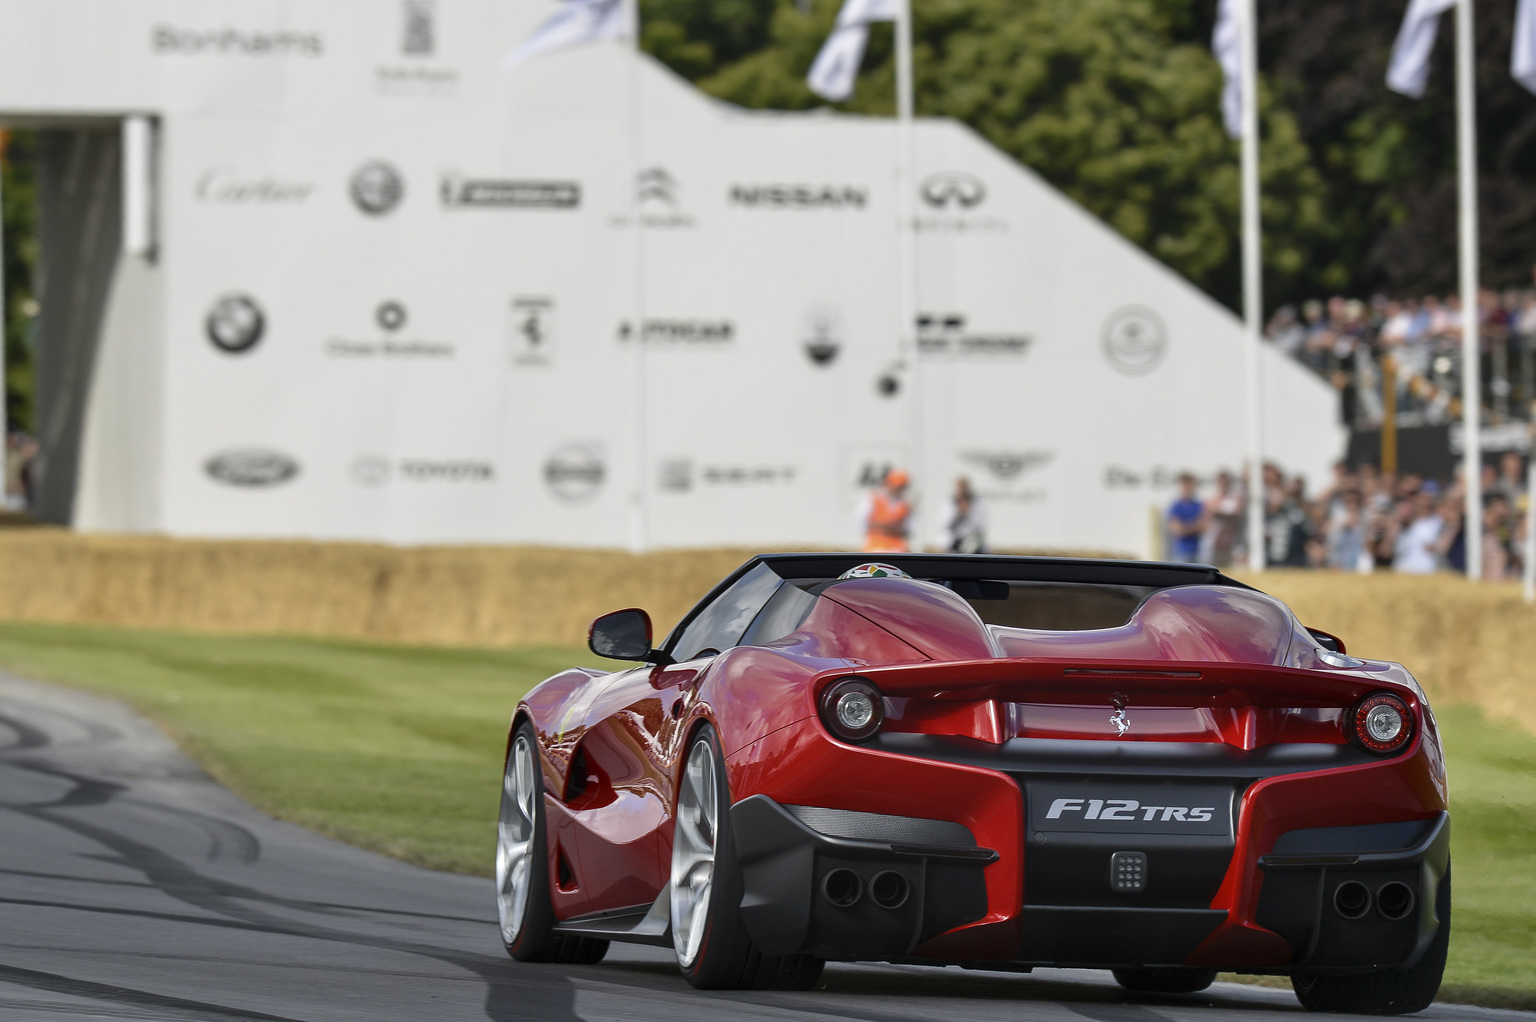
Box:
<box><xmin>1046</xmin><ymin>798</ymin><xmax>1214</xmax><ymax>824</ymax></box>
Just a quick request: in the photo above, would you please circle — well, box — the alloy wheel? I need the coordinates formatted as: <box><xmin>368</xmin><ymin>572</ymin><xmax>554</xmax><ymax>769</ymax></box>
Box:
<box><xmin>495</xmin><ymin>734</ymin><xmax>537</xmax><ymax>945</ymax></box>
<box><xmin>671</xmin><ymin>738</ymin><xmax>718</xmax><ymax>967</ymax></box>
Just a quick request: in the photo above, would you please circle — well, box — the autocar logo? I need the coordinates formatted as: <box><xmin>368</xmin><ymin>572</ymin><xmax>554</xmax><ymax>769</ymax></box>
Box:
<box><xmin>803</xmin><ymin>307</ymin><xmax>842</xmax><ymax>367</ymax></box>
<box><xmin>375</xmin><ymin>301</ymin><xmax>408</xmax><ymax>333</ymax></box>
<box><xmin>544</xmin><ymin>444</ymin><xmax>605</xmax><ymax>502</ymax></box>
<box><xmin>205</xmin><ymin>450</ymin><xmax>300</xmax><ymax>488</ymax></box>
<box><xmin>638</xmin><ymin>167</ymin><xmax>676</xmax><ymax>206</ymax></box>
<box><xmin>920</xmin><ymin>172</ymin><xmax>986</xmax><ymax>210</ymax></box>
<box><xmin>205</xmin><ymin>294</ymin><xmax>265</xmax><ymax>354</ymax></box>
<box><xmin>351</xmin><ymin>456</ymin><xmax>391</xmax><ymax>486</ymax></box>
<box><xmin>351</xmin><ymin>160</ymin><xmax>405</xmax><ymax>215</ymax></box>
<box><xmin>1102</xmin><ymin>306</ymin><xmax>1168</xmax><ymax>376</ymax></box>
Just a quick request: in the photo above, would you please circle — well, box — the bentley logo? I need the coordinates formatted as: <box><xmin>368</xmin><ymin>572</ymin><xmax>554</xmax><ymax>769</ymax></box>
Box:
<box><xmin>1110</xmin><ymin>694</ymin><xmax>1130</xmax><ymax>737</ymax></box>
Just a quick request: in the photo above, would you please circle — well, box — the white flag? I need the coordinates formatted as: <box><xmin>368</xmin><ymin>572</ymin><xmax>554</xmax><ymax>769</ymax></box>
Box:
<box><xmin>499</xmin><ymin>0</ymin><xmax>632</xmax><ymax>70</ymax></box>
<box><xmin>807</xmin><ymin>0</ymin><xmax>902</xmax><ymax>103</ymax></box>
<box><xmin>1386</xmin><ymin>0</ymin><xmax>1458</xmax><ymax>98</ymax></box>
<box><xmin>1212</xmin><ymin>0</ymin><xmax>1242</xmax><ymax>139</ymax></box>
<box><xmin>1515</xmin><ymin>0</ymin><xmax>1536</xmax><ymax>94</ymax></box>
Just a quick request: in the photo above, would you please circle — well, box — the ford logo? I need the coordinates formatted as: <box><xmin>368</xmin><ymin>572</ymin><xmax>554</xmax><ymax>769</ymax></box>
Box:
<box><xmin>205</xmin><ymin>450</ymin><xmax>301</xmax><ymax>488</ymax></box>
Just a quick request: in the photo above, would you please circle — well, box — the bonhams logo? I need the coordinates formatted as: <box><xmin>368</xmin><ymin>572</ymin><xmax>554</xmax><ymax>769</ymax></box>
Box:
<box><xmin>205</xmin><ymin>450</ymin><xmax>300</xmax><ymax>488</ymax></box>
<box><xmin>153</xmin><ymin>26</ymin><xmax>322</xmax><ymax>56</ymax></box>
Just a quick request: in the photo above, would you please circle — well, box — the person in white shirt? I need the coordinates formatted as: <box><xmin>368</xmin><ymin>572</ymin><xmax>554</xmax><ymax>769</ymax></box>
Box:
<box><xmin>1392</xmin><ymin>489</ymin><xmax>1444</xmax><ymax>574</ymax></box>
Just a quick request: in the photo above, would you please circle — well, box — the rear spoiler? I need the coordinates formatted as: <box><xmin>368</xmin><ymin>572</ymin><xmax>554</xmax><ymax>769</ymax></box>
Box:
<box><xmin>830</xmin><ymin>658</ymin><xmax>1415</xmax><ymax>710</ymax></box>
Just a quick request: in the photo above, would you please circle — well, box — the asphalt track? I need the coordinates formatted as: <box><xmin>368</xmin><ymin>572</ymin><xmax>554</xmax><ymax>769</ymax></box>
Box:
<box><xmin>0</xmin><ymin>671</ymin><xmax>1530</xmax><ymax>1022</ymax></box>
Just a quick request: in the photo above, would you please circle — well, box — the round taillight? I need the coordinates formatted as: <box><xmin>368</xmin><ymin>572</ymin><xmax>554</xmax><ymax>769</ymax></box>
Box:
<box><xmin>1348</xmin><ymin>692</ymin><xmax>1414</xmax><ymax>754</ymax></box>
<box><xmin>819</xmin><ymin>677</ymin><xmax>885</xmax><ymax>743</ymax></box>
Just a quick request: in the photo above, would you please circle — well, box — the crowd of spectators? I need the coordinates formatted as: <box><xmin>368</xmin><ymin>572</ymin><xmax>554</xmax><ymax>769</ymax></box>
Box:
<box><xmin>4</xmin><ymin>429</ymin><xmax>36</xmax><ymax>512</ymax></box>
<box><xmin>1266</xmin><ymin>281</ymin><xmax>1536</xmax><ymax>426</ymax></box>
<box><xmin>1167</xmin><ymin>454</ymin><xmax>1531</xmax><ymax>579</ymax></box>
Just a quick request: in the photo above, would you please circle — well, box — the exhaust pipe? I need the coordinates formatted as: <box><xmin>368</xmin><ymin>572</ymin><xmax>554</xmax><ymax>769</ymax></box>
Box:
<box><xmin>821</xmin><ymin>868</ymin><xmax>862</xmax><ymax>908</ymax></box>
<box><xmin>869</xmin><ymin>870</ymin><xmax>910</xmax><ymax>910</ymax></box>
<box><xmin>1333</xmin><ymin>881</ymin><xmax>1371</xmax><ymax>919</ymax></box>
<box><xmin>1376</xmin><ymin>881</ymin><xmax>1416</xmax><ymax>921</ymax></box>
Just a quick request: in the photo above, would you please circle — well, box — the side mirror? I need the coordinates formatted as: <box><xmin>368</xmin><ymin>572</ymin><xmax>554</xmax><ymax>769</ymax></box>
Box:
<box><xmin>1307</xmin><ymin>628</ymin><xmax>1347</xmax><ymax>655</ymax></box>
<box><xmin>589</xmin><ymin>609</ymin><xmax>673</xmax><ymax>665</ymax></box>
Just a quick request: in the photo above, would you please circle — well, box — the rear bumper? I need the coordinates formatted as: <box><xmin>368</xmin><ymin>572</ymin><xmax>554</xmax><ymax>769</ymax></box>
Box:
<box><xmin>727</xmin><ymin>722</ymin><xmax>1448</xmax><ymax>970</ymax></box>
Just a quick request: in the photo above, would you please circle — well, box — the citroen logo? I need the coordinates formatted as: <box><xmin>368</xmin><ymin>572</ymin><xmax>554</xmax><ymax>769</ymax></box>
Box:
<box><xmin>1110</xmin><ymin>693</ymin><xmax>1130</xmax><ymax>737</ymax></box>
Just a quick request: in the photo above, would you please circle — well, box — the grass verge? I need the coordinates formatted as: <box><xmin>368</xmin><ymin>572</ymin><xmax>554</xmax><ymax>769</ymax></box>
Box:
<box><xmin>0</xmin><ymin>621</ymin><xmax>1531</xmax><ymax>1006</ymax></box>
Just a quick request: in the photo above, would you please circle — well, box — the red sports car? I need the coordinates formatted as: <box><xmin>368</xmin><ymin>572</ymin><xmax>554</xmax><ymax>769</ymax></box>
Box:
<box><xmin>496</xmin><ymin>554</ymin><xmax>1449</xmax><ymax>1015</ymax></box>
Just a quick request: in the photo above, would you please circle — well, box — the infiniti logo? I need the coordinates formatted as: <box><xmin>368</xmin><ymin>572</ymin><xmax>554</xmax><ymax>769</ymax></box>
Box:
<box><xmin>920</xmin><ymin>172</ymin><xmax>986</xmax><ymax>210</ymax></box>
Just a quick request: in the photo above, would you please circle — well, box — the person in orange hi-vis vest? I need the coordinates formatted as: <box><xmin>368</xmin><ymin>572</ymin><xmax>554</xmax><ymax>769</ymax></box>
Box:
<box><xmin>861</xmin><ymin>469</ymin><xmax>913</xmax><ymax>553</ymax></box>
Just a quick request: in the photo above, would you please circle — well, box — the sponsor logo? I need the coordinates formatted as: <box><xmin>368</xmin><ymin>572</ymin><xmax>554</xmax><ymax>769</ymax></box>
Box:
<box><xmin>658</xmin><ymin>460</ymin><xmax>796</xmax><ymax>493</ymax></box>
<box><xmin>442</xmin><ymin>175</ymin><xmax>580</xmax><ymax>209</ymax></box>
<box><xmin>920</xmin><ymin>172</ymin><xmax>985</xmax><ymax>209</ymax></box>
<box><xmin>351</xmin><ymin>161</ymin><xmax>405</xmax><ymax>216</ymax></box>
<box><xmin>205</xmin><ymin>450</ymin><xmax>300</xmax><ymax>488</ymax></box>
<box><xmin>375</xmin><ymin>301</ymin><xmax>408</xmax><ymax>333</ymax></box>
<box><xmin>1102</xmin><ymin>306</ymin><xmax>1167</xmax><ymax>376</ymax></box>
<box><xmin>544</xmin><ymin>444</ymin><xmax>605</xmax><ymax>502</ymax></box>
<box><xmin>401</xmin><ymin>0</ymin><xmax>434</xmax><ymax>55</ymax></box>
<box><xmin>377</xmin><ymin>0</ymin><xmax>458</xmax><ymax>94</ymax></box>
<box><xmin>729</xmin><ymin>184</ymin><xmax>867</xmax><ymax>209</ymax></box>
<box><xmin>510</xmin><ymin>297</ymin><xmax>556</xmax><ymax>365</ymax></box>
<box><xmin>917</xmin><ymin>313</ymin><xmax>1031</xmax><ymax>357</ymax></box>
<box><xmin>803</xmin><ymin>307</ymin><xmax>842</xmax><ymax>367</ymax></box>
<box><xmin>639</xmin><ymin>167</ymin><xmax>676</xmax><ymax>206</ymax></box>
<box><xmin>152</xmin><ymin>26</ymin><xmax>323</xmax><ymax>57</ymax></box>
<box><xmin>326</xmin><ymin>302</ymin><xmax>453</xmax><ymax>359</ymax></box>
<box><xmin>399</xmin><ymin>460</ymin><xmax>494</xmax><ymax>482</ymax></box>
<box><xmin>351</xmin><ymin>456</ymin><xmax>391</xmax><ymax>486</ymax></box>
<box><xmin>960</xmin><ymin>450</ymin><xmax>1051</xmax><ymax>505</ymax></box>
<box><xmin>1103</xmin><ymin>466</ymin><xmax>1196</xmax><ymax>490</ymax></box>
<box><xmin>618</xmin><ymin>319</ymin><xmax>734</xmax><ymax>345</ymax></box>
<box><xmin>206</xmin><ymin>294</ymin><xmax>265</xmax><ymax>354</ymax></box>
<box><xmin>195</xmin><ymin>168</ymin><xmax>314</xmax><ymax>205</ymax></box>
<box><xmin>1044</xmin><ymin>798</ymin><xmax>1215</xmax><ymax>824</ymax></box>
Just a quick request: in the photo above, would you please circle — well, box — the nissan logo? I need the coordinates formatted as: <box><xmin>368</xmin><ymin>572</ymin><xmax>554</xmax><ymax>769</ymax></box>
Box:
<box><xmin>920</xmin><ymin>172</ymin><xmax>986</xmax><ymax>210</ymax></box>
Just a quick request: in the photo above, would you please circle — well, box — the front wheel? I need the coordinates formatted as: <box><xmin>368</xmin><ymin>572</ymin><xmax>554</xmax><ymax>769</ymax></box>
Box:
<box><xmin>670</xmin><ymin>725</ymin><xmax>824</xmax><ymax>990</ymax></box>
<box><xmin>496</xmin><ymin>721</ymin><xmax>608</xmax><ymax>964</ymax></box>
<box><xmin>1291</xmin><ymin>865</ymin><xmax>1450</xmax><ymax>1015</ymax></box>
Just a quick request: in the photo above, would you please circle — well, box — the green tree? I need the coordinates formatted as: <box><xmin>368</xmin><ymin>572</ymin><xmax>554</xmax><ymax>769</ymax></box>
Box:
<box><xmin>1</xmin><ymin>130</ymin><xmax>37</xmax><ymax>433</ymax></box>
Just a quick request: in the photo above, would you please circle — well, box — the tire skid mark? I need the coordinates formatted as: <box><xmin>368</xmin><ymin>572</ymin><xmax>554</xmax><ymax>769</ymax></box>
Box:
<box><xmin>0</xmin><ymin>711</ymin><xmax>53</xmax><ymax>754</ymax></box>
<box><xmin>0</xmin><ymin>962</ymin><xmax>312</xmax><ymax>1021</ymax></box>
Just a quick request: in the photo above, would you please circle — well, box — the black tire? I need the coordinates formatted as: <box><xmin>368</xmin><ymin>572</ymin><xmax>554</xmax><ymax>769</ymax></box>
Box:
<box><xmin>672</xmin><ymin>724</ymin><xmax>825</xmax><ymax>991</ymax></box>
<box><xmin>1112</xmin><ymin>967</ymin><xmax>1218</xmax><ymax>994</ymax></box>
<box><xmin>497</xmin><ymin>720</ymin><xmax>610</xmax><ymax>965</ymax></box>
<box><xmin>1291</xmin><ymin>865</ymin><xmax>1450</xmax><ymax>1015</ymax></box>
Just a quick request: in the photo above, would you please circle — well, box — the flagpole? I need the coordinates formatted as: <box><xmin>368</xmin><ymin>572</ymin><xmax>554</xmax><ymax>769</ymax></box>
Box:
<box><xmin>626</xmin><ymin>0</ymin><xmax>649</xmax><ymax>555</ymax></box>
<box><xmin>1456</xmin><ymin>0</ymin><xmax>1483</xmax><ymax>579</ymax></box>
<box><xmin>1240</xmin><ymin>0</ymin><xmax>1265</xmax><ymax>573</ymax></box>
<box><xmin>895</xmin><ymin>0</ymin><xmax>921</xmax><ymax>548</ymax></box>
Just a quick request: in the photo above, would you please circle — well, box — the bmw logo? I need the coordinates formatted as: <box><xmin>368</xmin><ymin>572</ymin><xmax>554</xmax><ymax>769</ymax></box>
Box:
<box><xmin>205</xmin><ymin>294</ymin><xmax>265</xmax><ymax>354</ymax></box>
<box><xmin>350</xmin><ymin>160</ymin><xmax>405</xmax><ymax>216</ymax></box>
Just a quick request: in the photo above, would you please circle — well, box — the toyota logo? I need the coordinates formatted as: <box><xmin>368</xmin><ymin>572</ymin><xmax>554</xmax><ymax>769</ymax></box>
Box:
<box><xmin>350</xmin><ymin>160</ymin><xmax>405</xmax><ymax>216</ymax></box>
<box><xmin>206</xmin><ymin>294</ymin><xmax>265</xmax><ymax>354</ymax></box>
<box><xmin>920</xmin><ymin>172</ymin><xmax>986</xmax><ymax>210</ymax></box>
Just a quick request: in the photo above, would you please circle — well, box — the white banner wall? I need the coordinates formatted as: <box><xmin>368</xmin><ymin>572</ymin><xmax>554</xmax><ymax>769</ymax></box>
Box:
<box><xmin>0</xmin><ymin>0</ymin><xmax>1345</xmax><ymax>556</ymax></box>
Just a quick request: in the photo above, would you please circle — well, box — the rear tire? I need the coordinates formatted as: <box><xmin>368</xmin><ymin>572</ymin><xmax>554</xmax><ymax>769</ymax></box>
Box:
<box><xmin>670</xmin><ymin>724</ymin><xmax>825</xmax><ymax>990</ymax></box>
<box><xmin>1112</xmin><ymin>967</ymin><xmax>1218</xmax><ymax>994</ymax></box>
<box><xmin>1291</xmin><ymin>865</ymin><xmax>1450</xmax><ymax>1015</ymax></box>
<box><xmin>496</xmin><ymin>721</ymin><xmax>610</xmax><ymax>965</ymax></box>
